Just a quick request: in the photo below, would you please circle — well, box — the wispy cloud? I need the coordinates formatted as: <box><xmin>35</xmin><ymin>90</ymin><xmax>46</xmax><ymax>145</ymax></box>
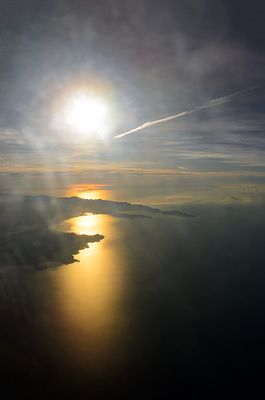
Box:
<box><xmin>114</xmin><ymin>86</ymin><xmax>260</xmax><ymax>139</ymax></box>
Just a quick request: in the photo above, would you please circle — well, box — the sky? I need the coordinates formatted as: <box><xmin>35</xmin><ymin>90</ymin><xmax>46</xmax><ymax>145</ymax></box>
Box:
<box><xmin>0</xmin><ymin>0</ymin><xmax>265</xmax><ymax>203</ymax></box>
<box><xmin>1</xmin><ymin>2</ymin><xmax>265</xmax><ymax>390</ymax></box>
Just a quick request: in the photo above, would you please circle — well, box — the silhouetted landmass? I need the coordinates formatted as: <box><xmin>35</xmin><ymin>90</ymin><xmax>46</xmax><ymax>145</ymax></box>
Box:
<box><xmin>0</xmin><ymin>194</ymin><xmax>193</xmax><ymax>269</ymax></box>
<box><xmin>0</xmin><ymin>230</ymin><xmax>103</xmax><ymax>269</ymax></box>
<box><xmin>110</xmin><ymin>213</ymin><xmax>152</xmax><ymax>219</ymax></box>
<box><xmin>162</xmin><ymin>210</ymin><xmax>194</xmax><ymax>217</ymax></box>
<box><xmin>0</xmin><ymin>194</ymin><xmax>194</xmax><ymax>232</ymax></box>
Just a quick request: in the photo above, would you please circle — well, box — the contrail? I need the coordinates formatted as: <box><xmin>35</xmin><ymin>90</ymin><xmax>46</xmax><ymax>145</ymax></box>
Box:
<box><xmin>114</xmin><ymin>86</ymin><xmax>259</xmax><ymax>139</ymax></box>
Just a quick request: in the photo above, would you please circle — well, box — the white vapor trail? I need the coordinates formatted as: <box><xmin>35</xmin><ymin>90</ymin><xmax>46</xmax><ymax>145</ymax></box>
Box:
<box><xmin>114</xmin><ymin>86</ymin><xmax>259</xmax><ymax>140</ymax></box>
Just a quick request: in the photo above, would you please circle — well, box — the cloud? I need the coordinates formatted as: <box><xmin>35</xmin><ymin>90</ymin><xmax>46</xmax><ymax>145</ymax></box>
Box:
<box><xmin>114</xmin><ymin>86</ymin><xmax>260</xmax><ymax>139</ymax></box>
<box><xmin>0</xmin><ymin>128</ymin><xmax>25</xmax><ymax>145</ymax></box>
<box><xmin>0</xmin><ymin>1</ymin><xmax>264</xmax><ymax>177</ymax></box>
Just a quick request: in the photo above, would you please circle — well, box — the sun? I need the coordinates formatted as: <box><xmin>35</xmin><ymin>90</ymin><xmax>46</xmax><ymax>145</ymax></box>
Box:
<box><xmin>63</xmin><ymin>92</ymin><xmax>109</xmax><ymax>135</ymax></box>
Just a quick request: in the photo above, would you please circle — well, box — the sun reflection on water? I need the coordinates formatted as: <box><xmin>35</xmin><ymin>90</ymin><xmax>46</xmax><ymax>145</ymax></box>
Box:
<box><xmin>48</xmin><ymin>212</ymin><xmax>128</xmax><ymax>373</ymax></box>
<box><xmin>66</xmin><ymin>184</ymin><xmax>111</xmax><ymax>200</ymax></box>
<box><xmin>56</xmin><ymin>212</ymin><xmax>104</xmax><ymax>236</ymax></box>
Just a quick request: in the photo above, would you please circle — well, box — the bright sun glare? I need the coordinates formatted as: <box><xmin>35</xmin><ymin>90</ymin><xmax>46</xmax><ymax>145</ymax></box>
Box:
<box><xmin>63</xmin><ymin>92</ymin><xmax>109</xmax><ymax>136</ymax></box>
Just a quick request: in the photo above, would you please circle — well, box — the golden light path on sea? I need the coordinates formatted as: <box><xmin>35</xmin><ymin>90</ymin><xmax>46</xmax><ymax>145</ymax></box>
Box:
<box><xmin>43</xmin><ymin>188</ymin><xmax>128</xmax><ymax>375</ymax></box>
<box><xmin>66</xmin><ymin>183</ymin><xmax>112</xmax><ymax>200</ymax></box>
